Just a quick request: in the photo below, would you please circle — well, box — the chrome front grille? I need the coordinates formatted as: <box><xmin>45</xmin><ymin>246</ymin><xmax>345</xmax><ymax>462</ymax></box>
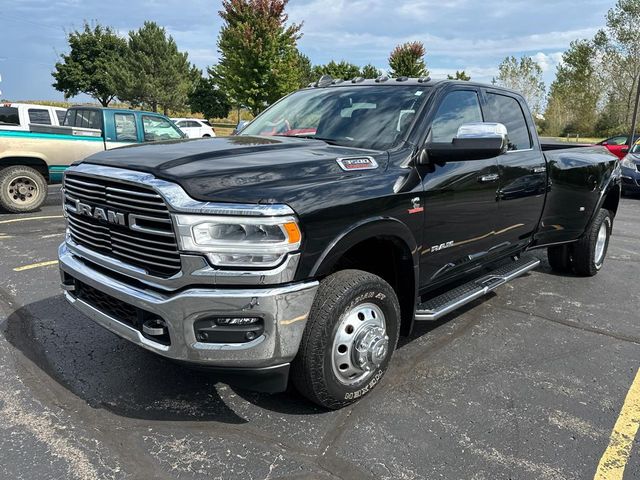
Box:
<box><xmin>63</xmin><ymin>172</ymin><xmax>181</xmax><ymax>278</ymax></box>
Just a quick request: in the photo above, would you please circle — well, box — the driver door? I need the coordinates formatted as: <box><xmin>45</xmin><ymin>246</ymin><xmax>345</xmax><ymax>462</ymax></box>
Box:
<box><xmin>418</xmin><ymin>88</ymin><xmax>501</xmax><ymax>286</ymax></box>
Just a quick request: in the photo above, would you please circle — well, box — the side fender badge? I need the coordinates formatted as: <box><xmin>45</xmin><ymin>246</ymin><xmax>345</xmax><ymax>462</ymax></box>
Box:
<box><xmin>336</xmin><ymin>157</ymin><xmax>379</xmax><ymax>171</ymax></box>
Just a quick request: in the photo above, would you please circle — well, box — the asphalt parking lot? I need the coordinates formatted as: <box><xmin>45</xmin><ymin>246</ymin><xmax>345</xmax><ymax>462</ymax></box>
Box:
<box><xmin>0</xmin><ymin>185</ymin><xmax>639</xmax><ymax>479</ymax></box>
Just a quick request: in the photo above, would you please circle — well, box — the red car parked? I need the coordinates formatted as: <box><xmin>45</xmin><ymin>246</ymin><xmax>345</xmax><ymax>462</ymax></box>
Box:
<box><xmin>597</xmin><ymin>134</ymin><xmax>639</xmax><ymax>159</ymax></box>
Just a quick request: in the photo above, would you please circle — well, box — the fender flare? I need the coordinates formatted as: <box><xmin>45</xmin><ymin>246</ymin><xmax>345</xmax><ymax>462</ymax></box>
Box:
<box><xmin>310</xmin><ymin>216</ymin><xmax>419</xmax><ymax>278</ymax></box>
<box><xmin>588</xmin><ymin>167</ymin><xmax>621</xmax><ymax>229</ymax></box>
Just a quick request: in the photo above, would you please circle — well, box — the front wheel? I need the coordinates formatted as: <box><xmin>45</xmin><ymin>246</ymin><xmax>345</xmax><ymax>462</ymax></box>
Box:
<box><xmin>572</xmin><ymin>208</ymin><xmax>613</xmax><ymax>276</ymax></box>
<box><xmin>291</xmin><ymin>270</ymin><xmax>400</xmax><ymax>409</ymax></box>
<box><xmin>0</xmin><ymin>166</ymin><xmax>48</xmax><ymax>213</ymax></box>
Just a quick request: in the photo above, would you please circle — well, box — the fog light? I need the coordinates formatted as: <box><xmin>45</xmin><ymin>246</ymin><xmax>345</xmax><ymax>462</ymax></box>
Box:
<box><xmin>194</xmin><ymin>317</ymin><xmax>264</xmax><ymax>344</ymax></box>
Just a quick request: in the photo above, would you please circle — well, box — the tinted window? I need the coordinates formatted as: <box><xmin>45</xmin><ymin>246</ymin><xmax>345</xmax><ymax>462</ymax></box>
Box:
<box><xmin>431</xmin><ymin>90</ymin><xmax>483</xmax><ymax>142</ymax></box>
<box><xmin>55</xmin><ymin>110</ymin><xmax>66</xmax><ymax>125</ymax></box>
<box><xmin>114</xmin><ymin>113</ymin><xmax>138</xmax><ymax>142</ymax></box>
<box><xmin>485</xmin><ymin>93</ymin><xmax>532</xmax><ymax>151</ymax></box>
<box><xmin>28</xmin><ymin>109</ymin><xmax>52</xmax><ymax>125</ymax></box>
<box><xmin>0</xmin><ymin>106</ymin><xmax>19</xmax><ymax>125</ymax></box>
<box><xmin>142</xmin><ymin>115</ymin><xmax>183</xmax><ymax>142</ymax></box>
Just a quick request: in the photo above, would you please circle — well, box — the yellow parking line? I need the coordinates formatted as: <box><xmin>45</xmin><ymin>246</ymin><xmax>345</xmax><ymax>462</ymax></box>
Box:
<box><xmin>594</xmin><ymin>368</ymin><xmax>640</xmax><ymax>479</ymax></box>
<box><xmin>13</xmin><ymin>260</ymin><xmax>59</xmax><ymax>272</ymax></box>
<box><xmin>0</xmin><ymin>215</ymin><xmax>63</xmax><ymax>224</ymax></box>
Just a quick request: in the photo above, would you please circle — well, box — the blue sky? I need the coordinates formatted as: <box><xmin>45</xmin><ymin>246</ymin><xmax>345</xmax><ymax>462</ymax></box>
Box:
<box><xmin>0</xmin><ymin>0</ymin><xmax>614</xmax><ymax>102</ymax></box>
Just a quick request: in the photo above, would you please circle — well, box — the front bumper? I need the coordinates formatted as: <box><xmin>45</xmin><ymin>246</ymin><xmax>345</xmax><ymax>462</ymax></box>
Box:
<box><xmin>58</xmin><ymin>243</ymin><xmax>319</xmax><ymax>373</ymax></box>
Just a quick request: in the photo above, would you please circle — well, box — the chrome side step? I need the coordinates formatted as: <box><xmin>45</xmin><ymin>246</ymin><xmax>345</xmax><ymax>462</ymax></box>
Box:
<box><xmin>414</xmin><ymin>255</ymin><xmax>540</xmax><ymax>321</ymax></box>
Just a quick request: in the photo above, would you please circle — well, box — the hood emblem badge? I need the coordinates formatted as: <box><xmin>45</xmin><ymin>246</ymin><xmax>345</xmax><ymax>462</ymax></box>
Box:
<box><xmin>336</xmin><ymin>157</ymin><xmax>379</xmax><ymax>171</ymax></box>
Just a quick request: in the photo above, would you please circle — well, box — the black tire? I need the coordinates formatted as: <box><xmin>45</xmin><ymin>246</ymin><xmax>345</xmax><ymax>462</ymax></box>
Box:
<box><xmin>572</xmin><ymin>208</ymin><xmax>612</xmax><ymax>277</ymax></box>
<box><xmin>547</xmin><ymin>244</ymin><xmax>572</xmax><ymax>273</ymax></box>
<box><xmin>291</xmin><ymin>270</ymin><xmax>400</xmax><ymax>409</ymax></box>
<box><xmin>0</xmin><ymin>166</ymin><xmax>47</xmax><ymax>213</ymax></box>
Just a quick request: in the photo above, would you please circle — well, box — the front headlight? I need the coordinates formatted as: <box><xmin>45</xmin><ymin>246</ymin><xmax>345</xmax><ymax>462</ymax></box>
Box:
<box><xmin>621</xmin><ymin>156</ymin><xmax>638</xmax><ymax>170</ymax></box>
<box><xmin>175</xmin><ymin>214</ymin><xmax>302</xmax><ymax>268</ymax></box>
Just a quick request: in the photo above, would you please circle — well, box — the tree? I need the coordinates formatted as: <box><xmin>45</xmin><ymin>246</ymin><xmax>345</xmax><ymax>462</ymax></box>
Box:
<box><xmin>388</xmin><ymin>41</ymin><xmax>428</xmax><ymax>78</ymax></box>
<box><xmin>361</xmin><ymin>64</ymin><xmax>381</xmax><ymax>79</ymax></box>
<box><xmin>52</xmin><ymin>22</ymin><xmax>128</xmax><ymax>106</ymax></box>
<box><xmin>447</xmin><ymin>70</ymin><xmax>471</xmax><ymax>81</ymax></box>
<box><xmin>188</xmin><ymin>75</ymin><xmax>231</xmax><ymax>119</ymax></box>
<box><xmin>592</xmin><ymin>0</ymin><xmax>640</xmax><ymax>134</ymax></box>
<box><xmin>544</xmin><ymin>40</ymin><xmax>600</xmax><ymax>136</ymax></box>
<box><xmin>496</xmin><ymin>56</ymin><xmax>546</xmax><ymax>115</ymax></box>
<box><xmin>312</xmin><ymin>61</ymin><xmax>362</xmax><ymax>80</ymax></box>
<box><xmin>210</xmin><ymin>0</ymin><xmax>303</xmax><ymax>115</ymax></box>
<box><xmin>296</xmin><ymin>53</ymin><xmax>315</xmax><ymax>87</ymax></box>
<box><xmin>117</xmin><ymin>22</ymin><xmax>195</xmax><ymax>114</ymax></box>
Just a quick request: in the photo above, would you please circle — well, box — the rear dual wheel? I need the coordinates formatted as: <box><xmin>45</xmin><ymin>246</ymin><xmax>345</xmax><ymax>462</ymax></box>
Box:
<box><xmin>292</xmin><ymin>270</ymin><xmax>400</xmax><ymax>409</ymax></box>
<box><xmin>547</xmin><ymin>208</ymin><xmax>612</xmax><ymax>277</ymax></box>
<box><xmin>0</xmin><ymin>166</ymin><xmax>47</xmax><ymax>213</ymax></box>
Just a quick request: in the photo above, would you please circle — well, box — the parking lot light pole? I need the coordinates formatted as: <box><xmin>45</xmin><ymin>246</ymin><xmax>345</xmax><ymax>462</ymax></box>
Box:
<box><xmin>629</xmin><ymin>73</ymin><xmax>640</xmax><ymax>149</ymax></box>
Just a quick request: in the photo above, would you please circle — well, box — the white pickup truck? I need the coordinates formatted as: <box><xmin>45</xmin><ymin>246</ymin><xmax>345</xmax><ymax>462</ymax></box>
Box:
<box><xmin>0</xmin><ymin>102</ymin><xmax>67</xmax><ymax>131</ymax></box>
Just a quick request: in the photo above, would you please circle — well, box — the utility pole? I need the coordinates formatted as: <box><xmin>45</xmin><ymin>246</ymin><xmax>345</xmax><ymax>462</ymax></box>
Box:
<box><xmin>628</xmin><ymin>73</ymin><xmax>640</xmax><ymax>150</ymax></box>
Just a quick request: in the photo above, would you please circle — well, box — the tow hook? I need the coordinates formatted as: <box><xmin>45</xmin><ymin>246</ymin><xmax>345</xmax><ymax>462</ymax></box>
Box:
<box><xmin>142</xmin><ymin>318</ymin><xmax>168</xmax><ymax>337</ymax></box>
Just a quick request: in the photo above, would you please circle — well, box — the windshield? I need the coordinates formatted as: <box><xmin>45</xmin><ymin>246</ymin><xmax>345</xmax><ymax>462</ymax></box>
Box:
<box><xmin>240</xmin><ymin>86</ymin><xmax>431</xmax><ymax>150</ymax></box>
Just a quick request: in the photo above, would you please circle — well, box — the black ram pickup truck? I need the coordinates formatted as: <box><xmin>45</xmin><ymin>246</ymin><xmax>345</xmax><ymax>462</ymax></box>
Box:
<box><xmin>58</xmin><ymin>78</ymin><xmax>621</xmax><ymax>409</ymax></box>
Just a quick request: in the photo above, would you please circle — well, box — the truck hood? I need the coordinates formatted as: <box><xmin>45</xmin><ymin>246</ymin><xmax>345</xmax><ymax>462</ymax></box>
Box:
<box><xmin>83</xmin><ymin>135</ymin><xmax>387</xmax><ymax>206</ymax></box>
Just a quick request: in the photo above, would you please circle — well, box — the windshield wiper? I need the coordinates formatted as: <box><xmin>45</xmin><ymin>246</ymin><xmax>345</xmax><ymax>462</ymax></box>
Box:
<box><xmin>286</xmin><ymin>134</ymin><xmax>341</xmax><ymax>146</ymax></box>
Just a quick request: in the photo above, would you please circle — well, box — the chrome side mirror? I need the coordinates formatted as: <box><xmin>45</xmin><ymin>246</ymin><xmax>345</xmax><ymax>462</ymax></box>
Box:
<box><xmin>425</xmin><ymin>122</ymin><xmax>510</xmax><ymax>162</ymax></box>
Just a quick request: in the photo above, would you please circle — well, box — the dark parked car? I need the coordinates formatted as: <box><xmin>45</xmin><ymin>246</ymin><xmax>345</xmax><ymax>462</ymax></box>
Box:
<box><xmin>58</xmin><ymin>78</ymin><xmax>621</xmax><ymax>409</ymax></box>
<box><xmin>621</xmin><ymin>141</ymin><xmax>640</xmax><ymax>195</ymax></box>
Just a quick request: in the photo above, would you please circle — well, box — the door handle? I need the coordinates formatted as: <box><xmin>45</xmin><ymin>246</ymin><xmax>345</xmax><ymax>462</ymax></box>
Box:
<box><xmin>478</xmin><ymin>173</ymin><xmax>499</xmax><ymax>183</ymax></box>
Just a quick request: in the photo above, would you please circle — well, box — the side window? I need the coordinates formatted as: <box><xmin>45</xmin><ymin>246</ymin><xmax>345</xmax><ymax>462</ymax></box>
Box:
<box><xmin>0</xmin><ymin>107</ymin><xmax>20</xmax><ymax>125</ymax></box>
<box><xmin>609</xmin><ymin>136</ymin><xmax>628</xmax><ymax>146</ymax></box>
<box><xmin>114</xmin><ymin>113</ymin><xmax>138</xmax><ymax>142</ymax></box>
<box><xmin>55</xmin><ymin>110</ymin><xmax>67</xmax><ymax>125</ymax></box>
<box><xmin>63</xmin><ymin>110</ymin><xmax>76</xmax><ymax>126</ymax></box>
<box><xmin>431</xmin><ymin>91</ymin><xmax>483</xmax><ymax>142</ymax></box>
<box><xmin>176</xmin><ymin>121</ymin><xmax>188</xmax><ymax>128</ymax></box>
<box><xmin>485</xmin><ymin>93</ymin><xmax>532</xmax><ymax>151</ymax></box>
<box><xmin>28</xmin><ymin>108</ymin><xmax>52</xmax><ymax>125</ymax></box>
<box><xmin>142</xmin><ymin>115</ymin><xmax>183</xmax><ymax>142</ymax></box>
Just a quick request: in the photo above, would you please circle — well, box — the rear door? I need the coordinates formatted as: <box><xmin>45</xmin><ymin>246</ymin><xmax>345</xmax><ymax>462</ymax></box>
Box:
<box><xmin>419</xmin><ymin>88</ymin><xmax>501</xmax><ymax>285</ymax></box>
<box><xmin>483</xmin><ymin>90</ymin><xmax>547</xmax><ymax>254</ymax></box>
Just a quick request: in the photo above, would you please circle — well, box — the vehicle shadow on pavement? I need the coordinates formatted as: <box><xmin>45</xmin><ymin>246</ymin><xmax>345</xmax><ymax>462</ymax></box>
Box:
<box><xmin>2</xmin><ymin>295</ymin><xmax>305</xmax><ymax>424</ymax></box>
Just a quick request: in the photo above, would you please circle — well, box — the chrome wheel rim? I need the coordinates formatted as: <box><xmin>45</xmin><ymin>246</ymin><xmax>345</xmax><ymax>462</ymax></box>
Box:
<box><xmin>6</xmin><ymin>176</ymin><xmax>39</xmax><ymax>206</ymax></box>
<box><xmin>594</xmin><ymin>221</ymin><xmax>608</xmax><ymax>265</ymax></box>
<box><xmin>331</xmin><ymin>302</ymin><xmax>389</xmax><ymax>386</ymax></box>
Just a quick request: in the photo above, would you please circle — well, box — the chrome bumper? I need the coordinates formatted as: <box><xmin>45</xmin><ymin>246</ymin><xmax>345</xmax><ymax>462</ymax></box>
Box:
<box><xmin>58</xmin><ymin>243</ymin><xmax>318</xmax><ymax>368</ymax></box>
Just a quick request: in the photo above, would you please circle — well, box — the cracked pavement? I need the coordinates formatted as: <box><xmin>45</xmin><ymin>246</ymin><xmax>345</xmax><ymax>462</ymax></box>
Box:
<box><xmin>0</xmin><ymin>185</ymin><xmax>639</xmax><ymax>479</ymax></box>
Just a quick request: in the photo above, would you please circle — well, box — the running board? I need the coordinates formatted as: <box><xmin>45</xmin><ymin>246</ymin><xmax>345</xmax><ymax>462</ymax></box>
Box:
<box><xmin>414</xmin><ymin>255</ymin><xmax>540</xmax><ymax>321</ymax></box>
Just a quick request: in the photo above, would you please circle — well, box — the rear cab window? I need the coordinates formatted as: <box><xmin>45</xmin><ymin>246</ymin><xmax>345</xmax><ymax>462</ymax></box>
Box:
<box><xmin>55</xmin><ymin>110</ymin><xmax>67</xmax><ymax>125</ymax></box>
<box><xmin>28</xmin><ymin>108</ymin><xmax>52</xmax><ymax>125</ymax></box>
<box><xmin>114</xmin><ymin>113</ymin><xmax>138</xmax><ymax>142</ymax></box>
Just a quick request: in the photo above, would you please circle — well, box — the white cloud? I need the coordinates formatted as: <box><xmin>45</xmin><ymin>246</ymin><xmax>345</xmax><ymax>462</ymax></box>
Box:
<box><xmin>531</xmin><ymin>52</ymin><xmax>564</xmax><ymax>72</ymax></box>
